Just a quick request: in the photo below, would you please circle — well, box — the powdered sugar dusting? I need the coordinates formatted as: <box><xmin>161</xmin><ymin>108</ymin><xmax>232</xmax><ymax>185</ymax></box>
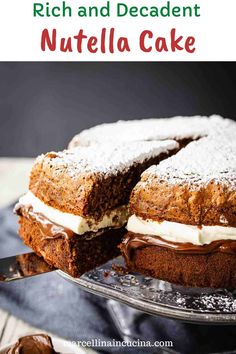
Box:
<box><xmin>53</xmin><ymin>115</ymin><xmax>236</xmax><ymax>188</ymax></box>
<box><xmin>69</xmin><ymin>115</ymin><xmax>228</xmax><ymax>147</ymax></box>
<box><xmin>194</xmin><ymin>293</ymin><xmax>236</xmax><ymax>312</ymax></box>
<box><xmin>144</xmin><ymin>124</ymin><xmax>236</xmax><ymax>190</ymax></box>
<box><xmin>41</xmin><ymin>140</ymin><xmax>178</xmax><ymax>177</ymax></box>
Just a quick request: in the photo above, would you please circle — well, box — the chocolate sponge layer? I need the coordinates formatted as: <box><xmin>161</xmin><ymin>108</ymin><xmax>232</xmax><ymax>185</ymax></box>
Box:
<box><xmin>120</xmin><ymin>232</ymin><xmax>236</xmax><ymax>289</ymax></box>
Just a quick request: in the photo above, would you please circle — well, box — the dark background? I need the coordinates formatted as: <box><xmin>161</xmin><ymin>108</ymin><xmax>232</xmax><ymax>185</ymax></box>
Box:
<box><xmin>0</xmin><ymin>62</ymin><xmax>236</xmax><ymax>157</ymax></box>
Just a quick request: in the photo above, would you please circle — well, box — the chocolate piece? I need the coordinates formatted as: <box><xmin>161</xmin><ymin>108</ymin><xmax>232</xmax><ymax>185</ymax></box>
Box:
<box><xmin>6</xmin><ymin>334</ymin><xmax>57</xmax><ymax>354</ymax></box>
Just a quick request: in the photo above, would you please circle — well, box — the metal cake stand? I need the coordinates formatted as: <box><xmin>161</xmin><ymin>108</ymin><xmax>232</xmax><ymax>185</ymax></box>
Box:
<box><xmin>58</xmin><ymin>256</ymin><xmax>236</xmax><ymax>325</ymax></box>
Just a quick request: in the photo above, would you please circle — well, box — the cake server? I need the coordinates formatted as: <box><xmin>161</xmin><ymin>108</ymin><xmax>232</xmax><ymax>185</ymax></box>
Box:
<box><xmin>0</xmin><ymin>252</ymin><xmax>55</xmax><ymax>281</ymax></box>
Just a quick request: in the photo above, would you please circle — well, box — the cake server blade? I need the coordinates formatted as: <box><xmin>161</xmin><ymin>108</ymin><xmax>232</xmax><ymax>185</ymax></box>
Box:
<box><xmin>0</xmin><ymin>252</ymin><xmax>55</xmax><ymax>281</ymax></box>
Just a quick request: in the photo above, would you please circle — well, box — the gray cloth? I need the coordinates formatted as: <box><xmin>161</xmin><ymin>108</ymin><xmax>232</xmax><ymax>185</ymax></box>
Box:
<box><xmin>0</xmin><ymin>205</ymin><xmax>236</xmax><ymax>354</ymax></box>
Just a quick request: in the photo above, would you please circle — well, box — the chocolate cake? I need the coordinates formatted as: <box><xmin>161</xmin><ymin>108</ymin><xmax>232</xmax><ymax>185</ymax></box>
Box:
<box><xmin>120</xmin><ymin>124</ymin><xmax>236</xmax><ymax>289</ymax></box>
<box><xmin>16</xmin><ymin>115</ymin><xmax>236</xmax><ymax>287</ymax></box>
<box><xmin>16</xmin><ymin>140</ymin><xmax>178</xmax><ymax>277</ymax></box>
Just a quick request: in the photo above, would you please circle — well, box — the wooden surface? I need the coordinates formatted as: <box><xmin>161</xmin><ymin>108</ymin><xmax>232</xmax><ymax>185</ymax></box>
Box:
<box><xmin>0</xmin><ymin>158</ymin><xmax>95</xmax><ymax>353</ymax></box>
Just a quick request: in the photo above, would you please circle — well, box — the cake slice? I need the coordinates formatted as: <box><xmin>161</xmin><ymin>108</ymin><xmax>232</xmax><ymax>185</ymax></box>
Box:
<box><xmin>120</xmin><ymin>126</ymin><xmax>236</xmax><ymax>289</ymax></box>
<box><xmin>15</xmin><ymin>140</ymin><xmax>178</xmax><ymax>277</ymax></box>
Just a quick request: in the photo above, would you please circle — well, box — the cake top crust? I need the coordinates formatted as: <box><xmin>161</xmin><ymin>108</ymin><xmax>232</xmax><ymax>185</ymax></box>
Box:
<box><xmin>29</xmin><ymin>140</ymin><xmax>179</xmax><ymax>218</ymax></box>
<box><xmin>143</xmin><ymin>126</ymin><xmax>236</xmax><ymax>190</ymax></box>
<box><xmin>26</xmin><ymin>115</ymin><xmax>236</xmax><ymax>222</ymax></box>
<box><xmin>69</xmin><ymin>115</ymin><xmax>229</xmax><ymax>147</ymax></box>
<box><xmin>37</xmin><ymin>140</ymin><xmax>178</xmax><ymax>177</ymax></box>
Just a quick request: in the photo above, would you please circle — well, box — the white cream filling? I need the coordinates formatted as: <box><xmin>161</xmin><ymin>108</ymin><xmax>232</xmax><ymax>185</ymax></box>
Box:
<box><xmin>127</xmin><ymin>214</ymin><xmax>236</xmax><ymax>246</ymax></box>
<box><xmin>19</xmin><ymin>191</ymin><xmax>128</xmax><ymax>235</ymax></box>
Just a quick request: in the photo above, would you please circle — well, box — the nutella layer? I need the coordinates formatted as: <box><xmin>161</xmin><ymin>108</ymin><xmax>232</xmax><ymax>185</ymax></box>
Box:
<box><xmin>121</xmin><ymin>233</ymin><xmax>236</xmax><ymax>261</ymax></box>
<box><xmin>124</xmin><ymin>215</ymin><xmax>236</xmax><ymax>256</ymax></box>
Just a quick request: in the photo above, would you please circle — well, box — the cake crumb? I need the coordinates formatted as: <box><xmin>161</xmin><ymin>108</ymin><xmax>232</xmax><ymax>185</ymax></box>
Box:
<box><xmin>112</xmin><ymin>263</ymin><xmax>129</xmax><ymax>275</ymax></box>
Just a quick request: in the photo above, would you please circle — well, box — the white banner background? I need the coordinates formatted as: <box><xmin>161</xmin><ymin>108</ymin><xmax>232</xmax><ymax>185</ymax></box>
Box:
<box><xmin>0</xmin><ymin>0</ymin><xmax>235</xmax><ymax>61</ymax></box>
